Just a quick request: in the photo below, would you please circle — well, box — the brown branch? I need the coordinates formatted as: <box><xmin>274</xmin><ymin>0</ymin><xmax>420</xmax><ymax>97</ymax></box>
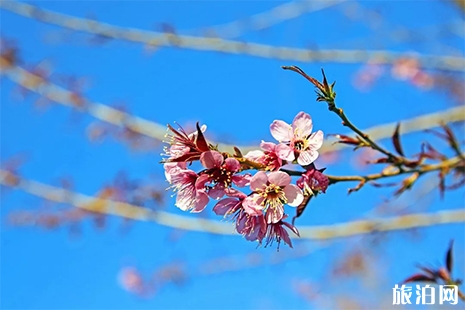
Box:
<box><xmin>2</xmin><ymin>59</ymin><xmax>465</xmax><ymax>155</ymax></box>
<box><xmin>326</xmin><ymin>156</ymin><xmax>463</xmax><ymax>184</ymax></box>
<box><xmin>1</xmin><ymin>169</ymin><xmax>464</xmax><ymax>240</ymax></box>
<box><xmin>1</xmin><ymin>1</ymin><xmax>464</xmax><ymax>72</ymax></box>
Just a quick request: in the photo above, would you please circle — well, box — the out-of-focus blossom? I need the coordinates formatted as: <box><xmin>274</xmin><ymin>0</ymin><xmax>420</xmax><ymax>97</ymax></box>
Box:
<box><xmin>352</xmin><ymin>62</ymin><xmax>384</xmax><ymax>91</ymax></box>
<box><xmin>118</xmin><ymin>267</ymin><xmax>145</xmax><ymax>295</ymax></box>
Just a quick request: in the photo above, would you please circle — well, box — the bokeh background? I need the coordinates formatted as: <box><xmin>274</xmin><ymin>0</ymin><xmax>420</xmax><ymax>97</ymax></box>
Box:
<box><xmin>1</xmin><ymin>1</ymin><xmax>464</xmax><ymax>309</ymax></box>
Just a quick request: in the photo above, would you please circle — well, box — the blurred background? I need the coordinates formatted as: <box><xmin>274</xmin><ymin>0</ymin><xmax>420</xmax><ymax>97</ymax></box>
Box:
<box><xmin>1</xmin><ymin>1</ymin><xmax>464</xmax><ymax>309</ymax></box>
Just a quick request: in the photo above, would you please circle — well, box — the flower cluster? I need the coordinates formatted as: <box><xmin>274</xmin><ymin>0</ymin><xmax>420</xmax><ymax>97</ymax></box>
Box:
<box><xmin>162</xmin><ymin>112</ymin><xmax>328</xmax><ymax>249</ymax></box>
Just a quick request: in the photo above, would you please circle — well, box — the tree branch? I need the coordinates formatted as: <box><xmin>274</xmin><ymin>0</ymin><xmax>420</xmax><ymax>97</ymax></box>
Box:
<box><xmin>1</xmin><ymin>59</ymin><xmax>464</xmax><ymax>155</ymax></box>
<box><xmin>1</xmin><ymin>1</ymin><xmax>464</xmax><ymax>72</ymax></box>
<box><xmin>183</xmin><ymin>0</ymin><xmax>346</xmax><ymax>39</ymax></box>
<box><xmin>1</xmin><ymin>169</ymin><xmax>464</xmax><ymax>240</ymax></box>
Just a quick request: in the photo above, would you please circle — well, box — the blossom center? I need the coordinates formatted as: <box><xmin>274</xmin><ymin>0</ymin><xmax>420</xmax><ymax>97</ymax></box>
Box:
<box><xmin>209</xmin><ymin>164</ymin><xmax>233</xmax><ymax>187</ymax></box>
<box><xmin>260</xmin><ymin>184</ymin><xmax>287</xmax><ymax>210</ymax></box>
<box><xmin>293</xmin><ymin>139</ymin><xmax>309</xmax><ymax>152</ymax></box>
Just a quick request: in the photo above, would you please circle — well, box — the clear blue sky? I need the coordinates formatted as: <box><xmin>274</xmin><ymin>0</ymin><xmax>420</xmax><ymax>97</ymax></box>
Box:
<box><xmin>1</xmin><ymin>1</ymin><xmax>464</xmax><ymax>309</ymax></box>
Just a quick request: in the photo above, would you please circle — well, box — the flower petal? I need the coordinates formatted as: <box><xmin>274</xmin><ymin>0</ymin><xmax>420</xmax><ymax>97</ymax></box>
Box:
<box><xmin>244</xmin><ymin>150</ymin><xmax>264</xmax><ymax>162</ymax></box>
<box><xmin>250</xmin><ymin>171</ymin><xmax>268</xmax><ymax>191</ymax></box>
<box><xmin>275</xmin><ymin>143</ymin><xmax>295</xmax><ymax>161</ymax></box>
<box><xmin>284</xmin><ymin>184</ymin><xmax>304</xmax><ymax>207</ymax></box>
<box><xmin>208</xmin><ymin>184</ymin><xmax>225</xmax><ymax>200</ymax></box>
<box><xmin>270</xmin><ymin>120</ymin><xmax>292</xmax><ymax>142</ymax></box>
<box><xmin>224</xmin><ymin>158</ymin><xmax>240</xmax><ymax>172</ymax></box>
<box><xmin>268</xmin><ymin>171</ymin><xmax>291</xmax><ymax>187</ymax></box>
<box><xmin>278</xmin><ymin>226</ymin><xmax>293</xmax><ymax>248</ymax></box>
<box><xmin>224</xmin><ymin>188</ymin><xmax>247</xmax><ymax>199</ymax></box>
<box><xmin>260</xmin><ymin>141</ymin><xmax>276</xmax><ymax>152</ymax></box>
<box><xmin>164</xmin><ymin>162</ymin><xmax>186</xmax><ymax>183</ymax></box>
<box><xmin>200</xmin><ymin>151</ymin><xmax>223</xmax><ymax>169</ymax></box>
<box><xmin>297</xmin><ymin>150</ymin><xmax>319</xmax><ymax>166</ymax></box>
<box><xmin>292</xmin><ymin>112</ymin><xmax>313</xmax><ymax>137</ymax></box>
<box><xmin>213</xmin><ymin>198</ymin><xmax>240</xmax><ymax>216</ymax></box>
<box><xmin>191</xmin><ymin>191</ymin><xmax>210</xmax><ymax>213</ymax></box>
<box><xmin>307</xmin><ymin>130</ymin><xmax>324</xmax><ymax>150</ymax></box>
<box><xmin>232</xmin><ymin>174</ymin><xmax>250</xmax><ymax>187</ymax></box>
<box><xmin>243</xmin><ymin>195</ymin><xmax>264</xmax><ymax>216</ymax></box>
<box><xmin>265</xmin><ymin>205</ymin><xmax>284</xmax><ymax>224</ymax></box>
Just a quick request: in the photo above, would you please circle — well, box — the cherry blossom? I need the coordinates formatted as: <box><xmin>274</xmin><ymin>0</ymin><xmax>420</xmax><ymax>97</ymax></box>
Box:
<box><xmin>243</xmin><ymin>171</ymin><xmax>303</xmax><ymax>224</ymax></box>
<box><xmin>270</xmin><ymin>111</ymin><xmax>324</xmax><ymax>166</ymax></box>
<box><xmin>296</xmin><ymin>168</ymin><xmax>329</xmax><ymax>195</ymax></box>
<box><xmin>199</xmin><ymin>150</ymin><xmax>250</xmax><ymax>199</ymax></box>
<box><xmin>168</xmin><ymin>169</ymin><xmax>209</xmax><ymax>213</ymax></box>
<box><xmin>244</xmin><ymin>141</ymin><xmax>283</xmax><ymax>171</ymax></box>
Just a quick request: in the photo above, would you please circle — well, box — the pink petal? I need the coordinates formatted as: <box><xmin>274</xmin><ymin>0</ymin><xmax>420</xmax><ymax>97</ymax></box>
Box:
<box><xmin>307</xmin><ymin>130</ymin><xmax>324</xmax><ymax>150</ymax></box>
<box><xmin>224</xmin><ymin>158</ymin><xmax>240</xmax><ymax>172</ymax></box>
<box><xmin>164</xmin><ymin>162</ymin><xmax>185</xmax><ymax>183</ymax></box>
<box><xmin>265</xmin><ymin>206</ymin><xmax>284</xmax><ymax>224</ymax></box>
<box><xmin>297</xmin><ymin>150</ymin><xmax>319</xmax><ymax>166</ymax></box>
<box><xmin>243</xmin><ymin>195</ymin><xmax>264</xmax><ymax>216</ymax></box>
<box><xmin>192</xmin><ymin>191</ymin><xmax>210</xmax><ymax>213</ymax></box>
<box><xmin>200</xmin><ymin>151</ymin><xmax>223</xmax><ymax>169</ymax></box>
<box><xmin>244</xmin><ymin>150</ymin><xmax>265</xmax><ymax>162</ymax></box>
<box><xmin>283</xmin><ymin>184</ymin><xmax>304</xmax><ymax>206</ymax></box>
<box><xmin>175</xmin><ymin>189</ymin><xmax>195</xmax><ymax>211</ymax></box>
<box><xmin>278</xmin><ymin>226</ymin><xmax>293</xmax><ymax>248</ymax></box>
<box><xmin>213</xmin><ymin>198</ymin><xmax>240</xmax><ymax>216</ymax></box>
<box><xmin>250</xmin><ymin>171</ymin><xmax>268</xmax><ymax>191</ymax></box>
<box><xmin>224</xmin><ymin>188</ymin><xmax>247</xmax><ymax>199</ymax></box>
<box><xmin>260</xmin><ymin>141</ymin><xmax>276</xmax><ymax>152</ymax></box>
<box><xmin>282</xmin><ymin>221</ymin><xmax>300</xmax><ymax>237</ymax></box>
<box><xmin>292</xmin><ymin>112</ymin><xmax>313</xmax><ymax>137</ymax></box>
<box><xmin>270</xmin><ymin>120</ymin><xmax>292</xmax><ymax>142</ymax></box>
<box><xmin>268</xmin><ymin>171</ymin><xmax>291</xmax><ymax>187</ymax></box>
<box><xmin>195</xmin><ymin>174</ymin><xmax>209</xmax><ymax>190</ymax></box>
<box><xmin>208</xmin><ymin>184</ymin><xmax>225</xmax><ymax>200</ymax></box>
<box><xmin>232</xmin><ymin>174</ymin><xmax>250</xmax><ymax>187</ymax></box>
<box><xmin>275</xmin><ymin>143</ymin><xmax>295</xmax><ymax>161</ymax></box>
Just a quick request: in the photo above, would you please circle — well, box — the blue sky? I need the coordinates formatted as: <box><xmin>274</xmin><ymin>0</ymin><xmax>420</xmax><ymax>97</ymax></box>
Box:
<box><xmin>1</xmin><ymin>1</ymin><xmax>464</xmax><ymax>309</ymax></box>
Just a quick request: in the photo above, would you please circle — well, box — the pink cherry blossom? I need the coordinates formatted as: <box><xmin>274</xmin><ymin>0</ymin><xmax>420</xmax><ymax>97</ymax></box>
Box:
<box><xmin>296</xmin><ymin>168</ymin><xmax>329</xmax><ymax>195</ymax></box>
<box><xmin>264</xmin><ymin>215</ymin><xmax>300</xmax><ymax>249</ymax></box>
<box><xmin>243</xmin><ymin>171</ymin><xmax>304</xmax><ymax>224</ymax></box>
<box><xmin>244</xmin><ymin>141</ymin><xmax>283</xmax><ymax>171</ymax></box>
<box><xmin>235</xmin><ymin>211</ymin><xmax>267</xmax><ymax>243</ymax></box>
<box><xmin>169</xmin><ymin>168</ymin><xmax>209</xmax><ymax>213</ymax></box>
<box><xmin>199</xmin><ymin>151</ymin><xmax>250</xmax><ymax>199</ymax></box>
<box><xmin>163</xmin><ymin>162</ymin><xmax>187</xmax><ymax>183</ymax></box>
<box><xmin>213</xmin><ymin>190</ymin><xmax>246</xmax><ymax>218</ymax></box>
<box><xmin>270</xmin><ymin>111</ymin><xmax>324</xmax><ymax>166</ymax></box>
<box><xmin>162</xmin><ymin>124</ymin><xmax>208</xmax><ymax>162</ymax></box>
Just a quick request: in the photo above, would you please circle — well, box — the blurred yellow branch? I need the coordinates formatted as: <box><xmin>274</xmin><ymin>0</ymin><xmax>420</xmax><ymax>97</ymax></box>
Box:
<box><xmin>1</xmin><ymin>59</ymin><xmax>464</xmax><ymax>155</ymax></box>
<box><xmin>184</xmin><ymin>0</ymin><xmax>345</xmax><ymax>38</ymax></box>
<box><xmin>1</xmin><ymin>169</ymin><xmax>464</xmax><ymax>240</ymax></box>
<box><xmin>1</xmin><ymin>1</ymin><xmax>464</xmax><ymax>72</ymax></box>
